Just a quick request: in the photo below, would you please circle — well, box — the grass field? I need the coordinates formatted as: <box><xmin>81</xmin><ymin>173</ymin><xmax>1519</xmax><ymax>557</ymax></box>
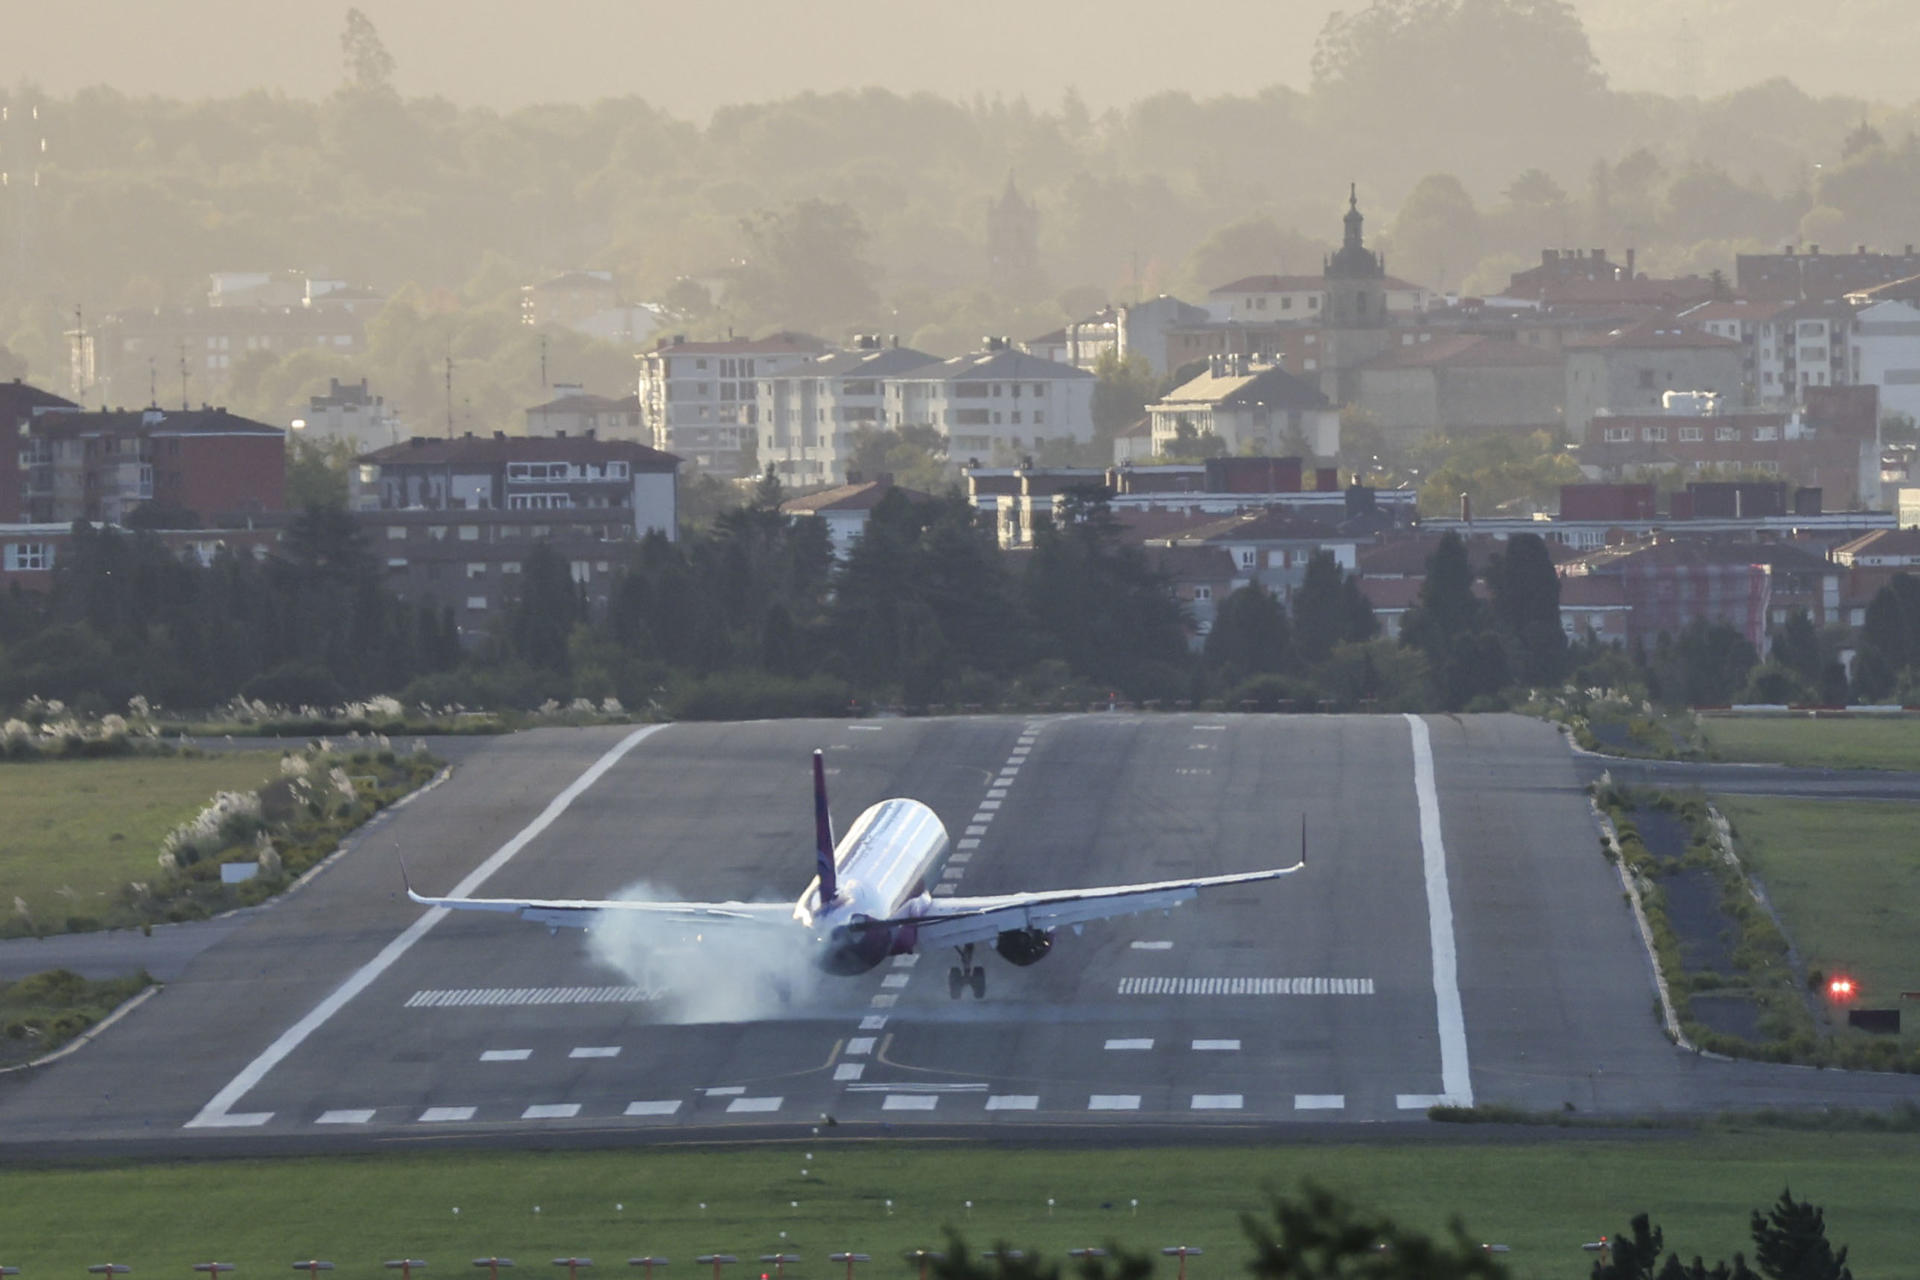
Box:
<box><xmin>1716</xmin><ymin>795</ymin><xmax>1920</xmax><ymax>1037</ymax></box>
<box><xmin>1699</xmin><ymin>717</ymin><xmax>1920</xmax><ymax>771</ymax></box>
<box><xmin>0</xmin><ymin>755</ymin><xmax>284</xmax><ymax>930</ymax></box>
<box><xmin>0</xmin><ymin>1132</ymin><xmax>1915</xmax><ymax>1278</ymax></box>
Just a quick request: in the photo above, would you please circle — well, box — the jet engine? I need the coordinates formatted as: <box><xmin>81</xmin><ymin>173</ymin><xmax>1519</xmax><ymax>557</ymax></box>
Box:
<box><xmin>820</xmin><ymin>919</ymin><xmax>892</xmax><ymax>974</ymax></box>
<box><xmin>994</xmin><ymin>927</ymin><xmax>1052</xmax><ymax>966</ymax></box>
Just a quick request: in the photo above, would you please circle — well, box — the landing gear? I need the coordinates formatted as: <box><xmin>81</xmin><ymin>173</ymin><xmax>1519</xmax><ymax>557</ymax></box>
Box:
<box><xmin>948</xmin><ymin>943</ymin><xmax>987</xmax><ymax>1000</ymax></box>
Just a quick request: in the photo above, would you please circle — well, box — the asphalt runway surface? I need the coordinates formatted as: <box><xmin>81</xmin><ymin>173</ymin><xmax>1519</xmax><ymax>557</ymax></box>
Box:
<box><xmin>3</xmin><ymin>714</ymin><xmax>1919</xmax><ymax>1156</ymax></box>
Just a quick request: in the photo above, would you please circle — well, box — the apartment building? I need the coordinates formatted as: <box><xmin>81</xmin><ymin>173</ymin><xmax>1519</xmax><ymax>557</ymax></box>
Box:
<box><xmin>891</xmin><ymin>343</ymin><xmax>1095</xmax><ymax>463</ymax></box>
<box><xmin>637</xmin><ymin>333</ymin><xmax>827</xmax><ymax>477</ymax></box>
<box><xmin>757</xmin><ymin>339</ymin><xmax>940</xmax><ymax>486</ymax></box>
<box><xmin>2</xmin><ymin>405</ymin><xmax>284</xmax><ymax>524</ymax></box>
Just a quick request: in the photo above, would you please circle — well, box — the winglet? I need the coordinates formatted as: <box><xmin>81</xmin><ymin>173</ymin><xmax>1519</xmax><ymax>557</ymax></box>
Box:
<box><xmin>813</xmin><ymin>749</ymin><xmax>838</xmax><ymax>904</ymax></box>
<box><xmin>398</xmin><ymin>854</ymin><xmax>429</xmax><ymax>906</ymax></box>
<box><xmin>1300</xmin><ymin>813</ymin><xmax>1308</xmax><ymax>869</ymax></box>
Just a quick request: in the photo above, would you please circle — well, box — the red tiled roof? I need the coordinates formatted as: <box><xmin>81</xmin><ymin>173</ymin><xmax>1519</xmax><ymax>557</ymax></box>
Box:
<box><xmin>780</xmin><ymin>480</ymin><xmax>932</xmax><ymax>514</ymax></box>
<box><xmin>363</xmin><ymin>435</ymin><xmax>679</xmax><ymax>468</ymax></box>
<box><xmin>1361</xmin><ymin>334</ymin><xmax>1559</xmax><ymax>371</ymax></box>
<box><xmin>1143</xmin><ymin>544</ymin><xmax>1238</xmax><ymax>581</ymax></box>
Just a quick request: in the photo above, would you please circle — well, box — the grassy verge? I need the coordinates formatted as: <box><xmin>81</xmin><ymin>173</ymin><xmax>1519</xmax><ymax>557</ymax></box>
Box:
<box><xmin>0</xmin><ymin>755</ymin><xmax>286</xmax><ymax>931</ymax></box>
<box><xmin>1716</xmin><ymin>796</ymin><xmax>1920</xmax><ymax>1053</ymax></box>
<box><xmin>1699</xmin><ymin>716</ymin><xmax>1920</xmax><ymax>771</ymax></box>
<box><xmin>0</xmin><ymin>968</ymin><xmax>151</xmax><ymax>1067</ymax></box>
<box><xmin>0</xmin><ymin>1133</ymin><xmax>1914</xmax><ymax>1277</ymax></box>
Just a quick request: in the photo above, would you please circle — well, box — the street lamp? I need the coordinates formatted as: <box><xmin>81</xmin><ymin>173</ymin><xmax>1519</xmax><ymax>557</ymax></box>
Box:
<box><xmin>828</xmin><ymin>1255</ymin><xmax>869</xmax><ymax>1280</ymax></box>
<box><xmin>1159</xmin><ymin>1247</ymin><xmax>1203</xmax><ymax>1280</ymax></box>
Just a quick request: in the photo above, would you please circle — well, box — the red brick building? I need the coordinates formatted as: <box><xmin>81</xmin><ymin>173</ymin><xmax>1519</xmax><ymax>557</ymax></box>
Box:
<box><xmin>5</xmin><ymin>404</ymin><xmax>284</xmax><ymax>525</ymax></box>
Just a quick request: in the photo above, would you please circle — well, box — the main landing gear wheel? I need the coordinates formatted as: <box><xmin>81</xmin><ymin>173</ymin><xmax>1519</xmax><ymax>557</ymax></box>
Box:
<box><xmin>948</xmin><ymin>942</ymin><xmax>984</xmax><ymax>1000</ymax></box>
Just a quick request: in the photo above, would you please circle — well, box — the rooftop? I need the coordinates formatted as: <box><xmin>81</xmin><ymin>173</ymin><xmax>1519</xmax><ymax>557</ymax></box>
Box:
<box><xmin>780</xmin><ymin>479</ymin><xmax>933</xmax><ymax>515</ymax></box>
<box><xmin>362</xmin><ymin>434</ymin><xmax>680</xmax><ymax>469</ymax></box>
<box><xmin>1156</xmin><ymin>361</ymin><xmax>1330</xmax><ymax>410</ymax></box>
<box><xmin>1360</xmin><ymin>334</ymin><xmax>1560</xmax><ymax>371</ymax></box>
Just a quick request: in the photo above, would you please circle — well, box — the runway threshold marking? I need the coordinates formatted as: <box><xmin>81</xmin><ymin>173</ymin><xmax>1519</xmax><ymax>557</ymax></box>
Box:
<box><xmin>1406</xmin><ymin>714</ymin><xmax>1473</xmax><ymax>1108</ymax></box>
<box><xmin>183</xmin><ymin>725</ymin><xmax>670</xmax><ymax>1130</ymax></box>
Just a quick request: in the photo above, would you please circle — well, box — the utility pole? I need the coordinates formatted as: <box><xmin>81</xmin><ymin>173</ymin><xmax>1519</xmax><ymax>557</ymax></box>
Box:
<box><xmin>540</xmin><ymin>333</ymin><xmax>549</xmax><ymax>388</ymax></box>
<box><xmin>444</xmin><ymin>345</ymin><xmax>454</xmax><ymax>438</ymax></box>
<box><xmin>178</xmin><ymin>339</ymin><xmax>190</xmax><ymax>410</ymax></box>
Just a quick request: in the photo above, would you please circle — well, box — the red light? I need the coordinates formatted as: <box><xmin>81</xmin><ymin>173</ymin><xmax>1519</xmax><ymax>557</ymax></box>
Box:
<box><xmin>1828</xmin><ymin>976</ymin><xmax>1857</xmax><ymax>1000</ymax></box>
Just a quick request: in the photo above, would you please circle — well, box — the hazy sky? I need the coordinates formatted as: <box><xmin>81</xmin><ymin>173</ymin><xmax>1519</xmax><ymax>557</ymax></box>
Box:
<box><xmin>7</xmin><ymin>0</ymin><xmax>1913</xmax><ymax>116</ymax></box>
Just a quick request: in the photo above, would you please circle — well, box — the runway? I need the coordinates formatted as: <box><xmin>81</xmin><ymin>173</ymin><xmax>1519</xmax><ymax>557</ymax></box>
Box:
<box><xmin>2</xmin><ymin>713</ymin><xmax>1917</xmax><ymax>1153</ymax></box>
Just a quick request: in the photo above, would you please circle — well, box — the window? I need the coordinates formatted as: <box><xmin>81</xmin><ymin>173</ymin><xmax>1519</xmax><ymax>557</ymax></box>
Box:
<box><xmin>1753</xmin><ymin>426</ymin><xmax>1778</xmax><ymax>441</ymax></box>
<box><xmin>387</xmin><ymin>526</ymin><xmax>407</xmax><ymax>540</ymax></box>
<box><xmin>1678</xmin><ymin>425</ymin><xmax>1703</xmax><ymax>442</ymax></box>
<box><xmin>1193</xmin><ymin>585</ymin><xmax>1212</xmax><ymax>600</ymax></box>
<box><xmin>1641</xmin><ymin>426</ymin><xmax>1667</xmax><ymax>442</ymax></box>
<box><xmin>1603</xmin><ymin>427</ymin><xmax>1632</xmax><ymax>443</ymax></box>
<box><xmin>458</xmin><ymin>525</ymin><xmax>480</xmax><ymax>541</ymax></box>
<box><xmin>1238</xmin><ymin>549</ymin><xmax>1255</xmax><ymax>568</ymax></box>
<box><xmin>466</xmin><ymin>562</ymin><xmax>487</xmax><ymax>578</ymax></box>
<box><xmin>5</xmin><ymin>543</ymin><xmax>51</xmax><ymax>571</ymax></box>
<box><xmin>386</xmin><ymin>557</ymin><xmax>407</xmax><ymax>569</ymax></box>
<box><xmin>427</xmin><ymin>526</ymin><xmax>447</xmax><ymax>541</ymax></box>
<box><xmin>507</xmin><ymin>493</ymin><xmax>573</xmax><ymax>510</ymax></box>
<box><xmin>501</xmin><ymin>561</ymin><xmax>522</xmax><ymax>574</ymax></box>
<box><xmin>466</xmin><ymin>596</ymin><xmax>488</xmax><ymax>610</ymax></box>
<box><xmin>1715</xmin><ymin>425</ymin><xmax>1741</xmax><ymax>441</ymax></box>
<box><xmin>570</xmin><ymin>561</ymin><xmax>592</xmax><ymax>584</ymax></box>
<box><xmin>1033</xmin><ymin>411</ymin><xmax>1045</xmax><ymax>425</ymax></box>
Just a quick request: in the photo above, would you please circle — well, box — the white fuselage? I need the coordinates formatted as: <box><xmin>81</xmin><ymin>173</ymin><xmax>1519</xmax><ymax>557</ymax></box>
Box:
<box><xmin>795</xmin><ymin>798</ymin><xmax>949</xmax><ymax>966</ymax></box>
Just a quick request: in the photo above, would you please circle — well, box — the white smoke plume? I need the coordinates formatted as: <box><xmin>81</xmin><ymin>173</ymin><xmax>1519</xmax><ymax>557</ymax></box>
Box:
<box><xmin>582</xmin><ymin>880</ymin><xmax>835</xmax><ymax>1024</ymax></box>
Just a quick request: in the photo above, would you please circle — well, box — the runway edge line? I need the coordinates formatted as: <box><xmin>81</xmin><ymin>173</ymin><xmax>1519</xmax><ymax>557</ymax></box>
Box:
<box><xmin>1405</xmin><ymin>713</ymin><xmax>1473</xmax><ymax>1108</ymax></box>
<box><xmin>183</xmin><ymin>724</ymin><xmax>670</xmax><ymax>1129</ymax></box>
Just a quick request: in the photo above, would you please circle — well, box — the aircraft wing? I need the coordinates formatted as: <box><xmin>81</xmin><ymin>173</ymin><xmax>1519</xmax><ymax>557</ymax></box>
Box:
<box><xmin>405</xmin><ymin>885</ymin><xmax>795</xmax><ymax>932</ymax></box>
<box><xmin>887</xmin><ymin>862</ymin><xmax>1304</xmax><ymax>951</ymax></box>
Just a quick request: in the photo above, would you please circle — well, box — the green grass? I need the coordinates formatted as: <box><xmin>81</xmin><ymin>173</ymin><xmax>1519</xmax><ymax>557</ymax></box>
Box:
<box><xmin>1700</xmin><ymin>716</ymin><xmax>1920</xmax><ymax>771</ymax></box>
<box><xmin>0</xmin><ymin>755</ymin><xmax>284</xmax><ymax>931</ymax></box>
<box><xmin>0</xmin><ymin>969</ymin><xmax>151</xmax><ymax>1066</ymax></box>
<box><xmin>0</xmin><ymin>1133</ymin><xmax>1915</xmax><ymax>1277</ymax></box>
<box><xmin>1717</xmin><ymin>796</ymin><xmax>1920</xmax><ymax>1037</ymax></box>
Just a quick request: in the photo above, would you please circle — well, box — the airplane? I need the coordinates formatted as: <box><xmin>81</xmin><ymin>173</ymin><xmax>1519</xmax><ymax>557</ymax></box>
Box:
<box><xmin>406</xmin><ymin>750</ymin><xmax>1305</xmax><ymax>999</ymax></box>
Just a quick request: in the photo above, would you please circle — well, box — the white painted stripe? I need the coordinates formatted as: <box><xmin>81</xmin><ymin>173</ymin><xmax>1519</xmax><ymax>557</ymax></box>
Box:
<box><xmin>891</xmin><ymin>953</ymin><xmax>919</xmax><ymax>968</ymax></box>
<box><xmin>848</xmin><ymin>724</ymin><xmax>883</xmax><ymax>731</ymax></box>
<box><xmin>1010</xmin><ymin>747</ymin><xmax>1030</xmax><ymax>756</ymax></box>
<box><xmin>726</xmin><ymin>1097</ymin><xmax>781</xmax><ymax>1113</ymax></box>
<box><xmin>1295</xmin><ymin>1095</ymin><xmax>1346</xmax><ymax>1110</ymax></box>
<box><xmin>1194</xmin><ymin>725</ymin><xmax>1226</xmax><ymax>731</ymax></box>
<box><xmin>1192</xmin><ymin>1039</ymin><xmax>1240</xmax><ymax>1051</ymax></box>
<box><xmin>834</xmin><ymin>1063</ymin><xmax>865</xmax><ymax>1082</ymax></box>
<box><xmin>480</xmin><ymin>1049</ymin><xmax>532</xmax><ymax>1062</ymax></box>
<box><xmin>948</xmin><ymin>852</ymin><xmax>973</xmax><ymax>864</ymax></box>
<box><xmin>419</xmin><ymin>1106</ymin><xmax>476</xmax><ymax>1123</ymax></box>
<box><xmin>185</xmin><ymin>725</ymin><xmax>669</xmax><ymax>1129</ymax></box>
<box><xmin>882</xmin><ymin>1094</ymin><xmax>938</xmax><ymax>1111</ymax></box>
<box><xmin>199</xmin><ymin>1112</ymin><xmax>272</xmax><ymax>1127</ymax></box>
<box><xmin>703</xmin><ymin>1086</ymin><xmax>746</xmax><ymax>1096</ymax></box>
<box><xmin>986</xmin><ymin>1095</ymin><xmax>1038</xmax><ymax>1111</ymax></box>
<box><xmin>1397</xmin><ymin>1094</ymin><xmax>1448</xmax><ymax>1110</ymax></box>
<box><xmin>1115</xmin><ymin>976</ymin><xmax>1374</xmax><ymax>996</ymax></box>
<box><xmin>845</xmin><ymin>1082</ymin><xmax>987</xmax><ymax>1092</ymax></box>
<box><xmin>956</xmin><ymin>839</ymin><xmax>979</xmax><ymax>850</ymax></box>
<box><xmin>860</xmin><ymin>1015</ymin><xmax>887</xmax><ymax>1030</ymax></box>
<box><xmin>881</xmin><ymin>974</ymin><xmax>910</xmax><ymax>989</ymax></box>
<box><xmin>846</xmin><ymin>1037</ymin><xmax>876</xmax><ymax>1055</ymax></box>
<box><xmin>871</xmin><ymin>993</ymin><xmax>898</xmax><ymax>1006</ymax></box>
<box><xmin>625</xmin><ymin>1100</ymin><xmax>681</xmax><ymax>1116</ymax></box>
<box><xmin>1104</xmin><ymin>1038</ymin><xmax>1153</xmax><ymax>1051</ymax></box>
<box><xmin>986</xmin><ymin>788</ymin><xmax>1007</xmax><ymax>799</ymax></box>
<box><xmin>1130</xmin><ymin>940</ymin><xmax>1173</xmax><ymax>951</ymax></box>
<box><xmin>965</xmin><ymin>825</ymin><xmax>988</xmax><ymax>836</ymax></box>
<box><xmin>1406</xmin><ymin>714</ymin><xmax>1473</xmax><ymax>1108</ymax></box>
<box><xmin>978</xmin><ymin>800</ymin><xmax>1001</xmax><ymax>811</ymax></box>
<box><xmin>316</xmin><ymin>1109</ymin><xmax>374</xmax><ymax>1124</ymax></box>
<box><xmin>1088</xmin><ymin>1095</ymin><xmax>1141</xmax><ymax>1111</ymax></box>
<box><xmin>570</xmin><ymin>1046</ymin><xmax>620</xmax><ymax>1059</ymax></box>
<box><xmin>932</xmin><ymin>885</ymin><xmax>955</xmax><ymax>896</ymax></box>
<box><xmin>1191</xmin><ymin>1094</ymin><xmax>1242</xmax><ymax>1110</ymax></box>
<box><xmin>522</xmin><ymin>1103</ymin><xmax>580</xmax><ymax>1120</ymax></box>
<box><xmin>941</xmin><ymin>867</ymin><xmax>965</xmax><ymax>880</ymax></box>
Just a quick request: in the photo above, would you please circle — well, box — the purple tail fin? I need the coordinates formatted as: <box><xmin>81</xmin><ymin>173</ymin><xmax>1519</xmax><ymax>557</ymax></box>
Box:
<box><xmin>813</xmin><ymin>749</ymin><xmax>837</xmax><ymax>903</ymax></box>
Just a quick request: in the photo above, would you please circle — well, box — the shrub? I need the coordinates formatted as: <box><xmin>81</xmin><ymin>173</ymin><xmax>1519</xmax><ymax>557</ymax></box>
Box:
<box><xmin>665</xmin><ymin>671</ymin><xmax>855</xmax><ymax>721</ymax></box>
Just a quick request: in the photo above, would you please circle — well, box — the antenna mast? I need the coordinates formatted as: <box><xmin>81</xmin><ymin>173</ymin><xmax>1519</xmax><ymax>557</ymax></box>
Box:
<box><xmin>444</xmin><ymin>345</ymin><xmax>454</xmax><ymax>438</ymax></box>
<box><xmin>178</xmin><ymin>339</ymin><xmax>189</xmax><ymax>410</ymax></box>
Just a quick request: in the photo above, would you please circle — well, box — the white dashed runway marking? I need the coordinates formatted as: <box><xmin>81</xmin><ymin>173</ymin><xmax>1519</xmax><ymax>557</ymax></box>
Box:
<box><xmin>480</xmin><ymin>1049</ymin><xmax>532</xmax><ymax>1062</ymax></box>
<box><xmin>702</xmin><ymin>1086</ymin><xmax>745</xmax><ymax>1096</ymax></box>
<box><xmin>522</xmin><ymin>1103</ymin><xmax>580</xmax><ymax>1119</ymax></box>
<box><xmin>626</xmin><ymin>1100</ymin><xmax>681</xmax><ymax>1116</ymax></box>
<box><xmin>882</xmin><ymin>1095</ymin><xmax>938</xmax><ymax>1111</ymax></box>
<box><xmin>1294</xmin><ymin>1095</ymin><xmax>1346</xmax><ymax>1110</ymax></box>
<box><xmin>881</xmin><ymin>974</ymin><xmax>910</xmax><ymax>988</ymax></box>
<box><xmin>569</xmin><ymin>1046</ymin><xmax>620</xmax><ymax>1059</ymax></box>
<box><xmin>846</xmin><ymin>1037</ymin><xmax>876</xmax><ymax>1055</ymax></box>
<box><xmin>1191</xmin><ymin>1039</ymin><xmax>1240</xmax><ymax>1051</ymax></box>
<box><xmin>986</xmin><ymin>1095</ymin><xmax>1038</xmax><ymax>1110</ymax></box>
<box><xmin>1117</xmin><ymin>976</ymin><xmax>1375</xmax><ymax>996</ymax></box>
<box><xmin>1088</xmin><ymin>1095</ymin><xmax>1141</xmax><ymax>1111</ymax></box>
<box><xmin>316</xmin><ymin>1109</ymin><xmax>374</xmax><ymax>1124</ymax></box>
<box><xmin>834</xmin><ymin>1063</ymin><xmax>865</xmax><ymax>1081</ymax></box>
<box><xmin>419</xmin><ymin>1106</ymin><xmax>475</xmax><ymax>1123</ymax></box>
<box><xmin>1104</xmin><ymin>1038</ymin><xmax>1154</xmax><ymax>1050</ymax></box>
<box><xmin>726</xmin><ymin>1096</ymin><xmax>782</xmax><ymax>1113</ymax></box>
<box><xmin>1191</xmin><ymin>1094</ymin><xmax>1242</xmax><ymax>1110</ymax></box>
<box><xmin>1130</xmin><ymin>940</ymin><xmax>1173</xmax><ymax>951</ymax></box>
<box><xmin>406</xmin><ymin>985</ymin><xmax>660</xmax><ymax>1008</ymax></box>
<box><xmin>859</xmin><ymin>1015</ymin><xmax>887</xmax><ymax>1030</ymax></box>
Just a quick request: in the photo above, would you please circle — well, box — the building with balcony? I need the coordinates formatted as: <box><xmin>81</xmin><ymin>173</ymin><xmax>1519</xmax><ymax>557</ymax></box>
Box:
<box><xmin>757</xmin><ymin>339</ymin><xmax>940</xmax><ymax>485</ymax></box>
<box><xmin>4</xmin><ymin>405</ymin><xmax>284</xmax><ymax>525</ymax></box>
<box><xmin>637</xmin><ymin>333</ymin><xmax>828</xmax><ymax>477</ymax></box>
<box><xmin>891</xmin><ymin>343</ymin><xmax>1095</xmax><ymax>464</ymax></box>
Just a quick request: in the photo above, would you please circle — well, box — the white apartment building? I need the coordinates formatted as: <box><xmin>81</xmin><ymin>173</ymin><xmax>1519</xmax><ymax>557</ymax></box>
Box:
<box><xmin>1851</xmin><ymin>299</ymin><xmax>1920</xmax><ymax>422</ymax></box>
<box><xmin>1206</xmin><ymin>274</ymin><xmax>1431</xmax><ymax>325</ymax></box>
<box><xmin>758</xmin><ymin>339</ymin><xmax>939</xmax><ymax>486</ymax></box>
<box><xmin>1756</xmin><ymin>302</ymin><xmax>1853</xmax><ymax>404</ymax></box>
<box><xmin>637</xmin><ymin>333</ymin><xmax>826</xmax><ymax>476</ymax></box>
<box><xmin>891</xmin><ymin>343</ymin><xmax>1095</xmax><ymax>463</ymax></box>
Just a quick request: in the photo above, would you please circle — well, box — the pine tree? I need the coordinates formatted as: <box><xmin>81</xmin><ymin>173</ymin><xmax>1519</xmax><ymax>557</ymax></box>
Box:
<box><xmin>1750</xmin><ymin>1189</ymin><xmax>1851</xmax><ymax>1280</ymax></box>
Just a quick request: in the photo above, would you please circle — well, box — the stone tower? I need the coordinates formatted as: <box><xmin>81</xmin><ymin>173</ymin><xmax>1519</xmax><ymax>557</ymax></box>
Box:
<box><xmin>1320</xmin><ymin>185</ymin><xmax>1394</xmax><ymax>404</ymax></box>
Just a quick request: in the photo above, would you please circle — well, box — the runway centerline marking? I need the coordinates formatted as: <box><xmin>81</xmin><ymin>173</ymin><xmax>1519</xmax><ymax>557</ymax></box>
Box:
<box><xmin>726</xmin><ymin>1096</ymin><xmax>782</xmax><ymax>1113</ymax></box>
<box><xmin>1104</xmin><ymin>1038</ymin><xmax>1153</xmax><ymax>1050</ymax></box>
<box><xmin>1406</xmin><ymin>713</ymin><xmax>1473</xmax><ymax>1108</ymax></box>
<box><xmin>626</xmin><ymin>1100</ymin><xmax>681</xmax><ymax>1116</ymax></box>
<box><xmin>882</xmin><ymin>1095</ymin><xmax>938</xmax><ymax>1111</ymax></box>
<box><xmin>316</xmin><ymin>1108</ymin><xmax>374</xmax><ymax>1124</ymax></box>
<box><xmin>480</xmin><ymin>1049</ymin><xmax>532</xmax><ymax>1062</ymax></box>
<box><xmin>184</xmin><ymin>724</ymin><xmax>670</xmax><ymax>1130</ymax></box>
<box><xmin>570</xmin><ymin>1046</ymin><xmax>620</xmax><ymax>1059</ymax></box>
<box><xmin>1192</xmin><ymin>1039</ymin><xmax>1240</xmax><ymax>1051</ymax></box>
<box><xmin>1294</xmin><ymin>1094</ymin><xmax>1345</xmax><ymax>1110</ymax></box>
<box><xmin>1130</xmin><ymin>940</ymin><xmax>1173</xmax><ymax>951</ymax></box>
<box><xmin>834</xmin><ymin>1063</ymin><xmax>865</xmax><ymax>1081</ymax></box>
<box><xmin>523</xmin><ymin>1103</ymin><xmax>580</xmax><ymax>1120</ymax></box>
<box><xmin>986</xmin><ymin>1095</ymin><xmax>1038</xmax><ymax>1110</ymax></box>
<box><xmin>1191</xmin><ymin>1094</ymin><xmax>1242</xmax><ymax>1110</ymax></box>
<box><xmin>419</xmin><ymin>1106</ymin><xmax>475</xmax><ymax>1123</ymax></box>
<box><xmin>1088</xmin><ymin>1095</ymin><xmax>1141</xmax><ymax>1111</ymax></box>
